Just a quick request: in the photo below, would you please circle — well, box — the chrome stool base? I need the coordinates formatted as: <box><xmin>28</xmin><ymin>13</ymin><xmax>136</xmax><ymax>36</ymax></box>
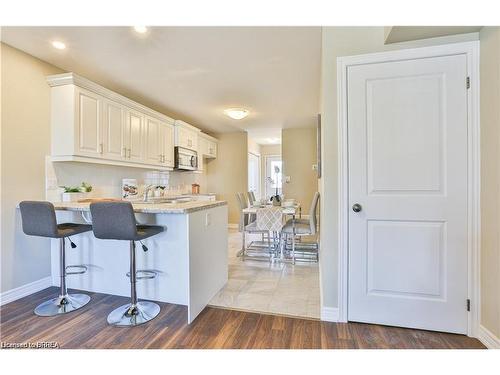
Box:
<box><xmin>107</xmin><ymin>301</ymin><xmax>160</xmax><ymax>326</ymax></box>
<box><xmin>34</xmin><ymin>293</ymin><xmax>91</xmax><ymax>317</ymax></box>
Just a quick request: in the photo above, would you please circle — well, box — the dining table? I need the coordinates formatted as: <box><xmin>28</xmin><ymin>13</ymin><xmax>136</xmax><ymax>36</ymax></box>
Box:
<box><xmin>237</xmin><ymin>203</ymin><xmax>301</xmax><ymax>257</ymax></box>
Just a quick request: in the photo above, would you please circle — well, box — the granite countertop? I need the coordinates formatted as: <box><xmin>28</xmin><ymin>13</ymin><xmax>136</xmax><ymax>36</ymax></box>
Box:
<box><xmin>52</xmin><ymin>200</ymin><xmax>227</xmax><ymax>214</ymax></box>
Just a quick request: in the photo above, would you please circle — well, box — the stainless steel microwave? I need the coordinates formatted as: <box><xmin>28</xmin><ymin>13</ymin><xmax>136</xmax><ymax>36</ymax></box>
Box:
<box><xmin>174</xmin><ymin>146</ymin><xmax>198</xmax><ymax>171</ymax></box>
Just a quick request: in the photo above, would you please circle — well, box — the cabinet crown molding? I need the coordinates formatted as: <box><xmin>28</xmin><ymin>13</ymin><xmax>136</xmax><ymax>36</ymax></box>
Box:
<box><xmin>174</xmin><ymin>119</ymin><xmax>202</xmax><ymax>132</ymax></box>
<box><xmin>199</xmin><ymin>132</ymin><xmax>219</xmax><ymax>143</ymax></box>
<box><xmin>46</xmin><ymin>72</ymin><xmax>175</xmax><ymax>125</ymax></box>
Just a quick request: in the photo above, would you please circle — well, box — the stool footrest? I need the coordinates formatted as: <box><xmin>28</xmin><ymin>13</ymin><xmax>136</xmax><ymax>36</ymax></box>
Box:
<box><xmin>65</xmin><ymin>265</ymin><xmax>88</xmax><ymax>275</ymax></box>
<box><xmin>126</xmin><ymin>269</ymin><xmax>157</xmax><ymax>280</ymax></box>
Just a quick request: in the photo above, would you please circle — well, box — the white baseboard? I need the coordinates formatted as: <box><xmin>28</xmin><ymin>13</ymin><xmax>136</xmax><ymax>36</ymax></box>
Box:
<box><xmin>0</xmin><ymin>276</ymin><xmax>52</xmax><ymax>306</ymax></box>
<box><xmin>477</xmin><ymin>324</ymin><xmax>500</xmax><ymax>349</ymax></box>
<box><xmin>228</xmin><ymin>223</ymin><xmax>239</xmax><ymax>229</ymax></box>
<box><xmin>321</xmin><ymin>306</ymin><xmax>340</xmax><ymax>322</ymax></box>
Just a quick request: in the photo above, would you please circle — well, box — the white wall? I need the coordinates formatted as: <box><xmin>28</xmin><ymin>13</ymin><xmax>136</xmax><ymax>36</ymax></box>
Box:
<box><xmin>319</xmin><ymin>27</ymin><xmax>480</xmax><ymax>311</ymax></box>
<box><xmin>206</xmin><ymin>132</ymin><xmax>248</xmax><ymax>224</ymax></box>
<box><xmin>1</xmin><ymin>43</ymin><xmax>63</xmax><ymax>292</ymax></box>
<box><xmin>479</xmin><ymin>26</ymin><xmax>500</xmax><ymax>339</ymax></box>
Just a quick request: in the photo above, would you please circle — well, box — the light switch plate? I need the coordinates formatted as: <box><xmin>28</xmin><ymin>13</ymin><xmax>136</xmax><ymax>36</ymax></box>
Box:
<box><xmin>205</xmin><ymin>213</ymin><xmax>211</xmax><ymax>226</ymax></box>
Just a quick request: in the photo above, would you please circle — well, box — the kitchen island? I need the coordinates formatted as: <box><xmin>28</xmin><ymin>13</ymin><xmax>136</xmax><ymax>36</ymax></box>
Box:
<box><xmin>51</xmin><ymin>200</ymin><xmax>228</xmax><ymax>323</ymax></box>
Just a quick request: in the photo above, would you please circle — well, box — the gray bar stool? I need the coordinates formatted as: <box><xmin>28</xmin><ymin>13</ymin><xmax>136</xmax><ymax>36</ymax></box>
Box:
<box><xmin>19</xmin><ymin>201</ymin><xmax>92</xmax><ymax>316</ymax></box>
<box><xmin>89</xmin><ymin>201</ymin><xmax>164</xmax><ymax>327</ymax></box>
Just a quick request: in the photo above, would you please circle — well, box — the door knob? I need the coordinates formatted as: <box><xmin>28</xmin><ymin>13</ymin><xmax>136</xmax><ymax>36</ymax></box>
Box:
<box><xmin>352</xmin><ymin>203</ymin><xmax>362</xmax><ymax>213</ymax></box>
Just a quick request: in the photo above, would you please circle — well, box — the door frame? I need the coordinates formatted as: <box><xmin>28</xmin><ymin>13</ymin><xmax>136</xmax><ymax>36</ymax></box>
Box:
<box><xmin>337</xmin><ymin>41</ymin><xmax>480</xmax><ymax>337</ymax></box>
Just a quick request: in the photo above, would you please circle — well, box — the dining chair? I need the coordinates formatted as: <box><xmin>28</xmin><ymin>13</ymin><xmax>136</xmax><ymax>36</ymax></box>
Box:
<box><xmin>255</xmin><ymin>206</ymin><xmax>283</xmax><ymax>261</ymax></box>
<box><xmin>281</xmin><ymin>192</ymin><xmax>320</xmax><ymax>264</ymax></box>
<box><xmin>248</xmin><ymin>191</ymin><xmax>256</xmax><ymax>206</ymax></box>
<box><xmin>236</xmin><ymin>192</ymin><xmax>267</xmax><ymax>258</ymax></box>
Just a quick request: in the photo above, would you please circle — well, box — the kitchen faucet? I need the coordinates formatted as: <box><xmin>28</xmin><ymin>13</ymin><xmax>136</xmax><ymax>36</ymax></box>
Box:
<box><xmin>143</xmin><ymin>185</ymin><xmax>156</xmax><ymax>202</ymax></box>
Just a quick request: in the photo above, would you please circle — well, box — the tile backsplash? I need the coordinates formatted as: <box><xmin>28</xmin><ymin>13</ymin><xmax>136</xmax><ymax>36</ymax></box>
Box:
<box><xmin>45</xmin><ymin>157</ymin><xmax>208</xmax><ymax>202</ymax></box>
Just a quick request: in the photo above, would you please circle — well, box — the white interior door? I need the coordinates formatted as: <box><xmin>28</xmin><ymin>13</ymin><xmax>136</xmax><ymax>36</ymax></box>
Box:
<box><xmin>248</xmin><ymin>153</ymin><xmax>261</xmax><ymax>200</ymax></box>
<box><xmin>347</xmin><ymin>54</ymin><xmax>468</xmax><ymax>334</ymax></box>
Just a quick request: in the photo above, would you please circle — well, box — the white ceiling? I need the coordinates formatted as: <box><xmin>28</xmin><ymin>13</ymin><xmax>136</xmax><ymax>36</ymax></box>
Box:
<box><xmin>247</xmin><ymin>128</ymin><xmax>282</xmax><ymax>145</ymax></box>
<box><xmin>1</xmin><ymin>27</ymin><xmax>321</xmax><ymax>137</ymax></box>
<box><xmin>384</xmin><ymin>26</ymin><xmax>482</xmax><ymax>44</ymax></box>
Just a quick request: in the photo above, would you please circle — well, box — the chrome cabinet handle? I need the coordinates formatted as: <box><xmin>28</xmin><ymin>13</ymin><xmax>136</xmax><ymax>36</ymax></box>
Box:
<box><xmin>352</xmin><ymin>203</ymin><xmax>362</xmax><ymax>213</ymax></box>
<box><xmin>99</xmin><ymin>143</ymin><xmax>103</xmax><ymax>154</ymax></box>
<box><xmin>127</xmin><ymin>148</ymin><xmax>131</xmax><ymax>158</ymax></box>
<box><xmin>123</xmin><ymin>147</ymin><xmax>127</xmax><ymax>157</ymax></box>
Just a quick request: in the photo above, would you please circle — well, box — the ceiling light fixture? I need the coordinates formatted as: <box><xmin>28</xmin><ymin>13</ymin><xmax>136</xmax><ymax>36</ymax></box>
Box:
<box><xmin>133</xmin><ymin>26</ymin><xmax>148</xmax><ymax>34</ymax></box>
<box><xmin>51</xmin><ymin>41</ymin><xmax>66</xmax><ymax>50</ymax></box>
<box><xmin>224</xmin><ymin>108</ymin><xmax>249</xmax><ymax>120</ymax></box>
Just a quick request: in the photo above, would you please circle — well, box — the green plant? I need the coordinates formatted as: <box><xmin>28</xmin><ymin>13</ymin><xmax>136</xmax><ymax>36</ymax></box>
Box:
<box><xmin>80</xmin><ymin>182</ymin><xmax>92</xmax><ymax>193</ymax></box>
<box><xmin>61</xmin><ymin>182</ymin><xmax>93</xmax><ymax>193</ymax></box>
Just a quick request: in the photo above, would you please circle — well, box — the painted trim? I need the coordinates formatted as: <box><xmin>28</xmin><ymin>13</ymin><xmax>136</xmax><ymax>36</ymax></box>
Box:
<box><xmin>174</xmin><ymin>119</ymin><xmax>202</xmax><ymax>133</ymax></box>
<box><xmin>199</xmin><ymin>132</ymin><xmax>219</xmax><ymax>143</ymax></box>
<box><xmin>477</xmin><ymin>325</ymin><xmax>500</xmax><ymax>349</ymax></box>
<box><xmin>46</xmin><ymin>72</ymin><xmax>175</xmax><ymax>125</ymax></box>
<box><xmin>0</xmin><ymin>277</ymin><xmax>52</xmax><ymax>306</ymax></box>
<box><xmin>337</xmin><ymin>41</ymin><xmax>481</xmax><ymax>335</ymax></box>
<box><xmin>50</xmin><ymin>155</ymin><xmax>174</xmax><ymax>171</ymax></box>
<box><xmin>321</xmin><ymin>307</ymin><xmax>340</xmax><ymax>322</ymax></box>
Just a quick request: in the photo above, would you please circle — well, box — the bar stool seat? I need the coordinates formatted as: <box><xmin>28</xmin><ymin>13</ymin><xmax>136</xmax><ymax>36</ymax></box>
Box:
<box><xmin>19</xmin><ymin>201</ymin><xmax>92</xmax><ymax>316</ymax></box>
<box><xmin>136</xmin><ymin>225</ymin><xmax>163</xmax><ymax>240</ymax></box>
<box><xmin>56</xmin><ymin>223</ymin><xmax>93</xmax><ymax>237</ymax></box>
<box><xmin>90</xmin><ymin>201</ymin><xmax>164</xmax><ymax>327</ymax></box>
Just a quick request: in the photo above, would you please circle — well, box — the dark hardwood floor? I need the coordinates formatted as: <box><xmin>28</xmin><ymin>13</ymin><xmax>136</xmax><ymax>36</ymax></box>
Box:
<box><xmin>0</xmin><ymin>287</ymin><xmax>485</xmax><ymax>349</ymax></box>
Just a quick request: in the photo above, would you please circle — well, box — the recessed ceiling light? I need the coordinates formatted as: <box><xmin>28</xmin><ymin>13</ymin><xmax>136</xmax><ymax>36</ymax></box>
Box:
<box><xmin>51</xmin><ymin>41</ymin><xmax>66</xmax><ymax>50</ymax></box>
<box><xmin>224</xmin><ymin>108</ymin><xmax>249</xmax><ymax>120</ymax></box>
<box><xmin>133</xmin><ymin>26</ymin><xmax>148</xmax><ymax>34</ymax></box>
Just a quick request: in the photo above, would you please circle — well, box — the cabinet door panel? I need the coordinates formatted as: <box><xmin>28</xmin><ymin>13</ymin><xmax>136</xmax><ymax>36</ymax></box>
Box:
<box><xmin>126</xmin><ymin>110</ymin><xmax>144</xmax><ymax>162</ymax></box>
<box><xmin>145</xmin><ymin>117</ymin><xmax>162</xmax><ymax>165</ymax></box>
<box><xmin>103</xmin><ymin>101</ymin><xmax>125</xmax><ymax>160</ymax></box>
<box><xmin>77</xmin><ymin>89</ymin><xmax>102</xmax><ymax>157</ymax></box>
<box><xmin>163</xmin><ymin>123</ymin><xmax>175</xmax><ymax>167</ymax></box>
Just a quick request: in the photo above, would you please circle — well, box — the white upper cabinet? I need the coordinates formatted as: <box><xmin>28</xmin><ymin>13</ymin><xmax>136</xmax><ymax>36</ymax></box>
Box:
<box><xmin>160</xmin><ymin>122</ymin><xmax>175</xmax><ymax>167</ymax></box>
<box><xmin>199</xmin><ymin>132</ymin><xmax>218</xmax><ymax>158</ymax></box>
<box><xmin>125</xmin><ymin>109</ymin><xmax>145</xmax><ymax>163</ymax></box>
<box><xmin>76</xmin><ymin>87</ymin><xmax>103</xmax><ymax>158</ymax></box>
<box><xmin>144</xmin><ymin>116</ymin><xmax>162</xmax><ymax>165</ymax></box>
<box><xmin>47</xmin><ymin>73</ymin><xmax>176</xmax><ymax>170</ymax></box>
<box><xmin>174</xmin><ymin>120</ymin><xmax>200</xmax><ymax>151</ymax></box>
<box><xmin>102</xmin><ymin>99</ymin><xmax>125</xmax><ymax>160</ymax></box>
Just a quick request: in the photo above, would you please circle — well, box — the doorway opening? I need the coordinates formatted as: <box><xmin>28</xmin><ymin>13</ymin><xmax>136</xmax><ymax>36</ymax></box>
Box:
<box><xmin>210</xmin><ymin>132</ymin><xmax>321</xmax><ymax>320</ymax></box>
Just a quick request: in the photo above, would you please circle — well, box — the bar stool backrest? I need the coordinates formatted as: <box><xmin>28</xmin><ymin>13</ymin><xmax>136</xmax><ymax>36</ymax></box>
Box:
<box><xmin>90</xmin><ymin>202</ymin><xmax>138</xmax><ymax>240</ymax></box>
<box><xmin>19</xmin><ymin>201</ymin><xmax>59</xmax><ymax>238</ymax></box>
<box><xmin>256</xmin><ymin>206</ymin><xmax>282</xmax><ymax>232</ymax></box>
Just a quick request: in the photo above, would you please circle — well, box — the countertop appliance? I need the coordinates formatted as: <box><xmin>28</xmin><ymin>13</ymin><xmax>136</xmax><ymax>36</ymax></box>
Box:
<box><xmin>174</xmin><ymin>146</ymin><xmax>198</xmax><ymax>171</ymax></box>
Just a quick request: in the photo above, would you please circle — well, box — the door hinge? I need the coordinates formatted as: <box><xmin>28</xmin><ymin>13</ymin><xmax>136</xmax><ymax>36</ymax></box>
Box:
<box><xmin>466</xmin><ymin>77</ymin><xmax>470</xmax><ymax>89</ymax></box>
<box><xmin>467</xmin><ymin>299</ymin><xmax>471</xmax><ymax>312</ymax></box>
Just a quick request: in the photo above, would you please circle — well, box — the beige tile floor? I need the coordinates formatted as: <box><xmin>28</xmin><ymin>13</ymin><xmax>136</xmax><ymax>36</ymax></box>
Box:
<box><xmin>209</xmin><ymin>229</ymin><xmax>320</xmax><ymax>319</ymax></box>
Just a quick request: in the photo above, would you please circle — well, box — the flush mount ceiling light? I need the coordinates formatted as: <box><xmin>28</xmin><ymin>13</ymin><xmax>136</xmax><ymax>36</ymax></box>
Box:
<box><xmin>133</xmin><ymin>26</ymin><xmax>148</xmax><ymax>34</ymax></box>
<box><xmin>51</xmin><ymin>41</ymin><xmax>66</xmax><ymax>50</ymax></box>
<box><xmin>224</xmin><ymin>108</ymin><xmax>249</xmax><ymax>120</ymax></box>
